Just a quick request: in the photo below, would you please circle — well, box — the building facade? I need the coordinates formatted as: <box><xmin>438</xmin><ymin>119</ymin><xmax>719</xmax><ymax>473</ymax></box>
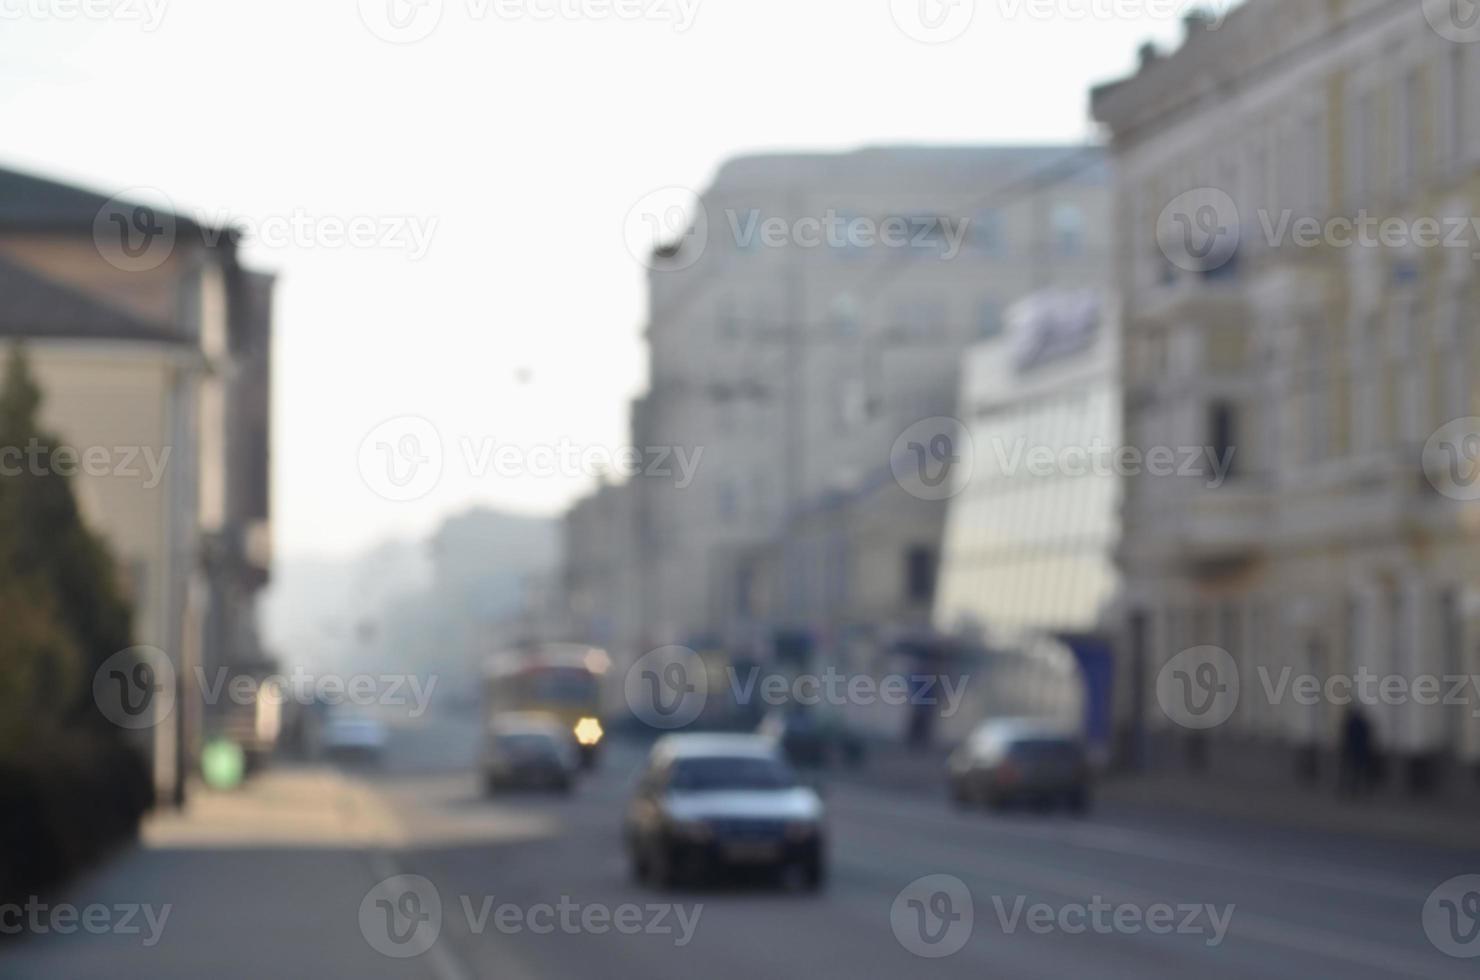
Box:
<box><xmin>1093</xmin><ymin>0</ymin><xmax>1480</xmax><ymax>788</ymax></box>
<box><xmin>631</xmin><ymin>145</ymin><xmax>1103</xmax><ymax>664</ymax></box>
<box><xmin>0</xmin><ymin>168</ymin><xmax>273</xmax><ymax>802</ymax></box>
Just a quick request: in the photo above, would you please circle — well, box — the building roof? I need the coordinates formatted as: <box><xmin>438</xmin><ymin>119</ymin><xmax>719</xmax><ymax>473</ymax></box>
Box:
<box><xmin>0</xmin><ymin>163</ymin><xmax>230</xmax><ymax>242</ymax></box>
<box><xmin>0</xmin><ymin>255</ymin><xmax>184</xmax><ymax>345</ymax></box>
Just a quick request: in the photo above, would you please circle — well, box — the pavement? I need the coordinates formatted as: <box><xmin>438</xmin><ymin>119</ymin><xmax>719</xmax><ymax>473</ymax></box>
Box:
<box><xmin>837</xmin><ymin>738</ymin><xmax>1480</xmax><ymax>852</ymax></box>
<box><xmin>3</xmin><ymin>713</ymin><xmax>1480</xmax><ymax>978</ymax></box>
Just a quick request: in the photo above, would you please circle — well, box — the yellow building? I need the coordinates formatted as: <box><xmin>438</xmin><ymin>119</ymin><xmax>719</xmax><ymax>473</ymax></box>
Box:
<box><xmin>1093</xmin><ymin>0</ymin><xmax>1480</xmax><ymax>791</ymax></box>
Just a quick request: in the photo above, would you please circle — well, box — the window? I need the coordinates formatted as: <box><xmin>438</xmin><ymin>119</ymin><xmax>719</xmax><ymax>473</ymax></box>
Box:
<box><xmin>1209</xmin><ymin>401</ymin><xmax>1238</xmax><ymax>481</ymax></box>
<box><xmin>969</xmin><ymin>209</ymin><xmax>1004</xmax><ymax>255</ymax></box>
<box><xmin>1051</xmin><ymin>204</ymin><xmax>1084</xmax><ymax>257</ymax></box>
<box><xmin>905</xmin><ymin>546</ymin><xmax>936</xmax><ymax>604</ymax></box>
<box><xmin>978</xmin><ymin>299</ymin><xmax>1003</xmax><ymax>339</ymax></box>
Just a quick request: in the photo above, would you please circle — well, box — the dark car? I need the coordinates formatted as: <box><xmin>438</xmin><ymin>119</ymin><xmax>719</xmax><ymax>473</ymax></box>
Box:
<box><xmin>481</xmin><ymin>714</ymin><xmax>578</xmax><ymax>795</ymax></box>
<box><xmin>948</xmin><ymin>719</ymin><xmax>1092</xmax><ymax>814</ymax></box>
<box><xmin>758</xmin><ymin>706</ymin><xmax>866</xmax><ymax>770</ymax></box>
<box><xmin>625</xmin><ymin>734</ymin><xmax>826</xmax><ymax>890</ymax></box>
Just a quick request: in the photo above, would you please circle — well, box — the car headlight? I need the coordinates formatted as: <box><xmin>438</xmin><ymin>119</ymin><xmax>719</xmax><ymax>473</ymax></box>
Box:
<box><xmin>784</xmin><ymin>821</ymin><xmax>819</xmax><ymax>842</ymax></box>
<box><xmin>670</xmin><ymin>818</ymin><xmax>714</xmax><ymax>842</ymax></box>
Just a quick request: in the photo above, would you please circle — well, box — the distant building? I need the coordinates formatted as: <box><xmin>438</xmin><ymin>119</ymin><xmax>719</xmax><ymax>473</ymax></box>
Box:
<box><xmin>632</xmin><ymin>145</ymin><xmax>1107</xmax><ymax>665</ymax></box>
<box><xmin>0</xmin><ymin>167</ymin><xmax>273</xmax><ymax>803</ymax></box>
<box><xmin>1094</xmin><ymin>0</ymin><xmax>1480</xmax><ymax>788</ymax></box>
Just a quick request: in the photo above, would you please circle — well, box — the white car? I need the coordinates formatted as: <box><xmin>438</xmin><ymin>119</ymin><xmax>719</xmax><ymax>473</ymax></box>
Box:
<box><xmin>624</xmin><ymin>734</ymin><xmax>826</xmax><ymax>890</ymax></box>
<box><xmin>321</xmin><ymin>711</ymin><xmax>389</xmax><ymax>766</ymax></box>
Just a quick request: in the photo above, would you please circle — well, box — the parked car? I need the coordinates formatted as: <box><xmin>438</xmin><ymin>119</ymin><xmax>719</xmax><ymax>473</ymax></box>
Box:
<box><xmin>758</xmin><ymin>705</ymin><xmax>866</xmax><ymax>770</ymax></box>
<box><xmin>947</xmin><ymin>719</ymin><xmax>1091</xmax><ymax>814</ymax></box>
<box><xmin>625</xmin><ymin>734</ymin><xmax>826</xmax><ymax>890</ymax></box>
<box><xmin>321</xmin><ymin>710</ymin><xmax>389</xmax><ymax>768</ymax></box>
<box><xmin>482</xmin><ymin>713</ymin><xmax>578</xmax><ymax>794</ymax></box>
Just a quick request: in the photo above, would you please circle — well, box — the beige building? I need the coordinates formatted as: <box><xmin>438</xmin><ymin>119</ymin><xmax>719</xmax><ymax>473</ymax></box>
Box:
<box><xmin>633</xmin><ymin>146</ymin><xmax>1103</xmax><ymax>664</ymax></box>
<box><xmin>1093</xmin><ymin>1</ymin><xmax>1480</xmax><ymax>790</ymax></box>
<box><xmin>0</xmin><ymin>167</ymin><xmax>273</xmax><ymax>803</ymax></box>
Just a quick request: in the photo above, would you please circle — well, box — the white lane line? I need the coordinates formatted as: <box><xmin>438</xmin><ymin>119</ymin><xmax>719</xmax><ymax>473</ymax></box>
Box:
<box><xmin>834</xmin><ymin>787</ymin><xmax>1435</xmax><ymax>901</ymax></box>
<box><xmin>365</xmin><ymin>850</ymin><xmax>476</xmax><ymax>980</ymax></box>
<box><xmin>843</xmin><ymin>823</ymin><xmax>1450</xmax><ymax>980</ymax></box>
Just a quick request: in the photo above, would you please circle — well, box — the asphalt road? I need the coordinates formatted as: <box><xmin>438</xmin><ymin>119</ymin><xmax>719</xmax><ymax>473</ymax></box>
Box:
<box><xmin>5</xmin><ymin>713</ymin><xmax>1479</xmax><ymax>978</ymax></box>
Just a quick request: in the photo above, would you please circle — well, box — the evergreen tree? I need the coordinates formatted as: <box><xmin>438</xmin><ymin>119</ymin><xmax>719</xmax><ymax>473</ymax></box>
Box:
<box><xmin>0</xmin><ymin>345</ymin><xmax>134</xmax><ymax>752</ymax></box>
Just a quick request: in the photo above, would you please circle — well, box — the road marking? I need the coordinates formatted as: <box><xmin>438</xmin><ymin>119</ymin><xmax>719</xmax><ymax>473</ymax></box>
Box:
<box><xmin>365</xmin><ymin>850</ymin><xmax>475</xmax><ymax>980</ymax></box>
<box><xmin>845</xmin><ymin>823</ymin><xmax>1453</xmax><ymax>979</ymax></box>
<box><xmin>835</xmin><ymin>786</ymin><xmax>1433</xmax><ymax>901</ymax></box>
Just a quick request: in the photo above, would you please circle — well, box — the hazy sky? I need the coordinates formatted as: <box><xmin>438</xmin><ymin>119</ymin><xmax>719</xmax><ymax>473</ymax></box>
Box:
<box><xmin>0</xmin><ymin>0</ymin><xmax>1213</xmax><ymax>559</ymax></box>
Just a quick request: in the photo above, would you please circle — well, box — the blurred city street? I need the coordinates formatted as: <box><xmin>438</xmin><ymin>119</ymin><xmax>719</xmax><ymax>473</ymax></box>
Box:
<box><xmin>4</xmin><ymin>716</ymin><xmax>1476</xmax><ymax>979</ymax></box>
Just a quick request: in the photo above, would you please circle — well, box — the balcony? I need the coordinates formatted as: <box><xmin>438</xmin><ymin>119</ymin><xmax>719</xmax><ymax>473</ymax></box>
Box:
<box><xmin>1124</xmin><ymin>477</ymin><xmax>1271</xmax><ymax>567</ymax></box>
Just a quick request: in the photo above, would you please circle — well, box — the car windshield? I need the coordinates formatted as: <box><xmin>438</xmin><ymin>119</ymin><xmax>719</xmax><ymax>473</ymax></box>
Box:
<box><xmin>668</xmin><ymin>756</ymin><xmax>797</xmax><ymax>792</ymax></box>
<box><xmin>497</xmin><ymin>733</ymin><xmax>559</xmax><ymax>754</ymax></box>
<box><xmin>1007</xmin><ymin>739</ymin><xmax>1082</xmax><ymax>765</ymax></box>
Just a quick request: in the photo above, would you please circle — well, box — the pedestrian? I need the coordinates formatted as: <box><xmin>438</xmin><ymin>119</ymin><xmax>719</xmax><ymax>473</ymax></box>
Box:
<box><xmin>1339</xmin><ymin>706</ymin><xmax>1375</xmax><ymax>798</ymax></box>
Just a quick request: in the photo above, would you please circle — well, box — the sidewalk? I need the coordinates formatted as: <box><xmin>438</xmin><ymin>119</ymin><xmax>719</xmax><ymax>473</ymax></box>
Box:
<box><xmin>837</xmin><ymin>739</ymin><xmax>1480</xmax><ymax>851</ymax></box>
<box><xmin>0</xmin><ymin>766</ymin><xmax>416</xmax><ymax>980</ymax></box>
